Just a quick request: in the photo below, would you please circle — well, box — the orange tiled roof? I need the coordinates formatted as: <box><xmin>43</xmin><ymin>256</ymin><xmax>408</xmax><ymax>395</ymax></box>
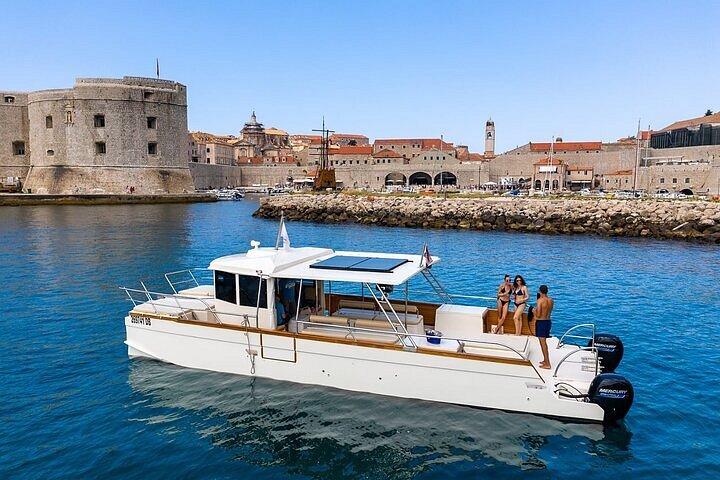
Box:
<box><xmin>566</xmin><ymin>165</ymin><xmax>592</xmax><ymax>171</ymax></box>
<box><xmin>330</xmin><ymin>133</ymin><xmax>368</xmax><ymax>140</ymax></box>
<box><xmin>530</xmin><ymin>142</ymin><xmax>602</xmax><ymax>152</ymax></box>
<box><xmin>606</xmin><ymin>170</ymin><xmax>633</xmax><ymax>176</ymax></box>
<box><xmin>330</xmin><ymin>146</ymin><xmax>373</xmax><ymax>155</ymax></box>
<box><xmin>466</xmin><ymin>153</ymin><xmax>485</xmax><ymax>161</ymax></box>
<box><xmin>372</xmin><ymin>149</ymin><xmax>403</xmax><ymax>158</ymax></box>
<box><xmin>533</xmin><ymin>158</ymin><xmax>564</xmax><ymax>166</ymax></box>
<box><xmin>659</xmin><ymin>112</ymin><xmax>720</xmax><ymax>132</ymax></box>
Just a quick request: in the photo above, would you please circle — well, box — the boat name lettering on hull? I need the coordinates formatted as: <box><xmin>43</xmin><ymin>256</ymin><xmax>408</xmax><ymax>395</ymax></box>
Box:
<box><xmin>130</xmin><ymin>316</ymin><xmax>152</xmax><ymax>326</ymax></box>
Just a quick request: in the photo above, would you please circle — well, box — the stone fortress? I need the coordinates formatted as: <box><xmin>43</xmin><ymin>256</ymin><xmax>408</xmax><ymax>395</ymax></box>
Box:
<box><xmin>2</xmin><ymin>75</ymin><xmax>719</xmax><ymax>196</ymax></box>
<box><xmin>0</xmin><ymin>77</ymin><xmax>194</xmax><ymax>194</ymax></box>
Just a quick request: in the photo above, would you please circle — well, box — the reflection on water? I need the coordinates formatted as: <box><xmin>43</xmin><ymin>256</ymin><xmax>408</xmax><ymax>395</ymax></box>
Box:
<box><xmin>128</xmin><ymin>359</ymin><xmax>630</xmax><ymax>477</ymax></box>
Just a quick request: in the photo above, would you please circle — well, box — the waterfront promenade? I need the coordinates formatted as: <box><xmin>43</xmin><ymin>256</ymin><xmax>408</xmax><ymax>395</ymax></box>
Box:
<box><xmin>0</xmin><ymin>193</ymin><xmax>216</xmax><ymax>206</ymax></box>
<box><xmin>255</xmin><ymin>193</ymin><xmax>720</xmax><ymax>243</ymax></box>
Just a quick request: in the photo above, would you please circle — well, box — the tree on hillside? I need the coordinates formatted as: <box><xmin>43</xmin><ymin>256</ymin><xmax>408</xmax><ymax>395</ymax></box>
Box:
<box><xmin>706</xmin><ymin>109</ymin><xmax>714</xmax><ymax>116</ymax></box>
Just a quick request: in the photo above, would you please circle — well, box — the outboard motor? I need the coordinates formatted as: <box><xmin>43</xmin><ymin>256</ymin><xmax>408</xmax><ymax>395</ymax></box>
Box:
<box><xmin>589</xmin><ymin>334</ymin><xmax>624</xmax><ymax>373</ymax></box>
<box><xmin>588</xmin><ymin>373</ymin><xmax>634</xmax><ymax>424</ymax></box>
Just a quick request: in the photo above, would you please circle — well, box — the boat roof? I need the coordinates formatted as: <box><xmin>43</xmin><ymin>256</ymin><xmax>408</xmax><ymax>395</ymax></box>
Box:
<box><xmin>208</xmin><ymin>245</ymin><xmax>439</xmax><ymax>286</ymax></box>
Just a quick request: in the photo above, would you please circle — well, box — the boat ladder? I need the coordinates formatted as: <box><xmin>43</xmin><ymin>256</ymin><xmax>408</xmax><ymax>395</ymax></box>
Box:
<box><xmin>421</xmin><ymin>268</ymin><xmax>454</xmax><ymax>304</ymax></box>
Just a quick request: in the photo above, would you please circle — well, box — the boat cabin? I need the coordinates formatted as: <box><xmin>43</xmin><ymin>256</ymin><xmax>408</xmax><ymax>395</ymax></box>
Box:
<box><xmin>155</xmin><ymin>241</ymin><xmax>534</xmax><ymax>358</ymax></box>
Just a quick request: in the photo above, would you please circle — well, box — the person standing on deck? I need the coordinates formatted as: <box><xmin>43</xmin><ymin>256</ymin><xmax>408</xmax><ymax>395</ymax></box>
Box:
<box><xmin>493</xmin><ymin>275</ymin><xmax>512</xmax><ymax>334</ymax></box>
<box><xmin>535</xmin><ymin>285</ymin><xmax>554</xmax><ymax>369</ymax></box>
<box><xmin>511</xmin><ymin>275</ymin><xmax>529</xmax><ymax>335</ymax></box>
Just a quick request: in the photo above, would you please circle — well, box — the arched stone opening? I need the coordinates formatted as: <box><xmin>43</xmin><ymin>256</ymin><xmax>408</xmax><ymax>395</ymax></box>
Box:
<box><xmin>534</xmin><ymin>180</ymin><xmax>541</xmax><ymax>189</ymax></box>
<box><xmin>384</xmin><ymin>172</ymin><xmax>407</xmax><ymax>186</ymax></box>
<box><xmin>409</xmin><ymin>172</ymin><xmax>432</xmax><ymax>185</ymax></box>
<box><xmin>679</xmin><ymin>188</ymin><xmax>694</xmax><ymax>195</ymax></box>
<box><xmin>434</xmin><ymin>171</ymin><xmax>457</xmax><ymax>185</ymax></box>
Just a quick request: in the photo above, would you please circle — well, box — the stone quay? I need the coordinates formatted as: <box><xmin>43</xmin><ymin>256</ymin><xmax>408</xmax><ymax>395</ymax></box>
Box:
<box><xmin>254</xmin><ymin>194</ymin><xmax>720</xmax><ymax>243</ymax></box>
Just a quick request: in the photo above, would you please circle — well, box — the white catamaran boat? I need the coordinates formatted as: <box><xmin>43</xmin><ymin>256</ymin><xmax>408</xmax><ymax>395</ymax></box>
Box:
<box><xmin>122</xmin><ymin>226</ymin><xmax>633</xmax><ymax>424</ymax></box>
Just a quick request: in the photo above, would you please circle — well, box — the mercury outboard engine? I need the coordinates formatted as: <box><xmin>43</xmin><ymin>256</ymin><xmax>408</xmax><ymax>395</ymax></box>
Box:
<box><xmin>589</xmin><ymin>333</ymin><xmax>624</xmax><ymax>373</ymax></box>
<box><xmin>588</xmin><ymin>373</ymin><xmax>634</xmax><ymax>424</ymax></box>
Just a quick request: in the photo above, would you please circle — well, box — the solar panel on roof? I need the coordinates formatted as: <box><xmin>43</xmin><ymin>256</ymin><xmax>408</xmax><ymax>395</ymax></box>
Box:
<box><xmin>350</xmin><ymin>257</ymin><xmax>409</xmax><ymax>272</ymax></box>
<box><xmin>309</xmin><ymin>255</ymin><xmax>366</xmax><ymax>270</ymax></box>
<box><xmin>310</xmin><ymin>255</ymin><xmax>410</xmax><ymax>273</ymax></box>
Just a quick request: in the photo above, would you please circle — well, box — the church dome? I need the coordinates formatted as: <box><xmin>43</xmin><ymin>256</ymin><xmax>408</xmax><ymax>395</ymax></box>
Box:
<box><xmin>242</xmin><ymin>111</ymin><xmax>265</xmax><ymax>134</ymax></box>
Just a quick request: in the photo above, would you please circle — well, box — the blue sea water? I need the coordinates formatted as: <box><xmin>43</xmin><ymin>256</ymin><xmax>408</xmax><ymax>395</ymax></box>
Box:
<box><xmin>0</xmin><ymin>199</ymin><xmax>718</xmax><ymax>479</ymax></box>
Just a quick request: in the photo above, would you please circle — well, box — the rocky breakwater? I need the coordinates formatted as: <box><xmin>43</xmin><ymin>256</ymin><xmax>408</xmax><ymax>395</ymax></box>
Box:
<box><xmin>254</xmin><ymin>194</ymin><xmax>720</xmax><ymax>243</ymax></box>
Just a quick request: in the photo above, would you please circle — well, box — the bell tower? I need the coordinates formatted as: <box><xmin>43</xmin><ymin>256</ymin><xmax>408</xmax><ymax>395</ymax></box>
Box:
<box><xmin>484</xmin><ymin>118</ymin><xmax>495</xmax><ymax>158</ymax></box>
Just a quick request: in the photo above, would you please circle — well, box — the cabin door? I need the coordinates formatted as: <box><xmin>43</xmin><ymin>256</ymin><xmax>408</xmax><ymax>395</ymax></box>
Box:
<box><xmin>260</xmin><ymin>333</ymin><xmax>297</xmax><ymax>362</ymax></box>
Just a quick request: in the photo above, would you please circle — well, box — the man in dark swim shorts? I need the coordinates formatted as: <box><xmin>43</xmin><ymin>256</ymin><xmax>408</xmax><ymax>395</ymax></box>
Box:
<box><xmin>535</xmin><ymin>285</ymin><xmax>554</xmax><ymax>369</ymax></box>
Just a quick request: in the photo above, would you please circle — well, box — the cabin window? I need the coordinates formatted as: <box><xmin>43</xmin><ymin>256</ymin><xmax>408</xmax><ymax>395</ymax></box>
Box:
<box><xmin>46</xmin><ymin>116</ymin><xmax>53</xmax><ymax>128</ymax></box>
<box><xmin>147</xmin><ymin>116</ymin><xmax>157</xmax><ymax>129</ymax></box>
<box><xmin>94</xmin><ymin>114</ymin><xmax>105</xmax><ymax>128</ymax></box>
<box><xmin>238</xmin><ymin>274</ymin><xmax>267</xmax><ymax>308</ymax></box>
<box><xmin>148</xmin><ymin>142</ymin><xmax>158</xmax><ymax>155</ymax></box>
<box><xmin>214</xmin><ymin>271</ymin><xmax>237</xmax><ymax>304</ymax></box>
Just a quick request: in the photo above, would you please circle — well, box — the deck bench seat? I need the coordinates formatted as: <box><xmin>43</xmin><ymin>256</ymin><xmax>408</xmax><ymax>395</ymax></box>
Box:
<box><xmin>178</xmin><ymin>285</ymin><xmax>214</xmax><ymax>297</ymax></box>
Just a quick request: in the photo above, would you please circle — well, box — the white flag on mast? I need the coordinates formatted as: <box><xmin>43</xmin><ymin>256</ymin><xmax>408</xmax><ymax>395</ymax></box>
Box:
<box><xmin>421</xmin><ymin>242</ymin><xmax>433</xmax><ymax>267</ymax></box>
<box><xmin>281</xmin><ymin>221</ymin><xmax>290</xmax><ymax>249</ymax></box>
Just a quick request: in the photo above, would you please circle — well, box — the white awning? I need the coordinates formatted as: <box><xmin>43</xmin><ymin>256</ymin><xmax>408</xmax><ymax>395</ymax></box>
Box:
<box><xmin>275</xmin><ymin>250</ymin><xmax>440</xmax><ymax>286</ymax></box>
<box><xmin>209</xmin><ymin>246</ymin><xmax>439</xmax><ymax>285</ymax></box>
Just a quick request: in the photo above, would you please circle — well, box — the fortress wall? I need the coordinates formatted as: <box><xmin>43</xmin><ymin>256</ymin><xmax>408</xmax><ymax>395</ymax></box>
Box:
<box><xmin>0</xmin><ymin>92</ymin><xmax>30</xmax><ymax>180</ymax></box>
<box><xmin>24</xmin><ymin>77</ymin><xmax>193</xmax><ymax>194</ymax></box>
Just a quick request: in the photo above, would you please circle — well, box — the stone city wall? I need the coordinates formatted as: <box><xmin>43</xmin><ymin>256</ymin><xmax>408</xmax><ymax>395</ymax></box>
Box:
<box><xmin>0</xmin><ymin>92</ymin><xmax>30</xmax><ymax>180</ymax></box>
<box><xmin>254</xmin><ymin>194</ymin><xmax>720</xmax><ymax>243</ymax></box>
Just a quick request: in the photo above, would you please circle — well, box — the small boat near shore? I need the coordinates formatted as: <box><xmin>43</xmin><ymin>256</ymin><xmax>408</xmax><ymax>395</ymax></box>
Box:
<box><xmin>215</xmin><ymin>189</ymin><xmax>245</xmax><ymax>200</ymax></box>
<box><xmin>122</xmin><ymin>226</ymin><xmax>633</xmax><ymax>424</ymax></box>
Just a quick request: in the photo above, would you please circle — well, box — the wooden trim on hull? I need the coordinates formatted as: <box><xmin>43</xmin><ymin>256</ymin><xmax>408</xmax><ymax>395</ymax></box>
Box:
<box><xmin>128</xmin><ymin>312</ymin><xmax>540</xmax><ymax>373</ymax></box>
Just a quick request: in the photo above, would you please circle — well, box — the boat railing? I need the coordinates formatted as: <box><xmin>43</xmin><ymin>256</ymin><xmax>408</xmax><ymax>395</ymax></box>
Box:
<box><xmin>404</xmin><ymin>290</ymin><xmax>497</xmax><ymax>306</ymax></box>
<box><xmin>295</xmin><ymin>319</ymin><xmax>528</xmax><ymax>362</ymax></box>
<box><xmin>557</xmin><ymin>323</ymin><xmax>596</xmax><ymax>349</ymax></box>
<box><xmin>552</xmin><ymin>346</ymin><xmax>599</xmax><ymax>378</ymax></box>
<box><xmin>120</xmin><ymin>286</ymin><xmax>261</xmax><ymax>327</ymax></box>
<box><xmin>164</xmin><ymin>268</ymin><xmax>207</xmax><ymax>294</ymax></box>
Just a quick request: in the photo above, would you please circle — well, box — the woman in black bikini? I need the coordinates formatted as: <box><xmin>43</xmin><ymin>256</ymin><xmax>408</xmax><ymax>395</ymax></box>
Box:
<box><xmin>493</xmin><ymin>275</ymin><xmax>512</xmax><ymax>334</ymax></box>
<box><xmin>512</xmin><ymin>275</ymin><xmax>529</xmax><ymax>336</ymax></box>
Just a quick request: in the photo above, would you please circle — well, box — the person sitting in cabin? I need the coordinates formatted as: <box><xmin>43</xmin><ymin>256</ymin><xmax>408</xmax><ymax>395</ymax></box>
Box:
<box><xmin>511</xmin><ymin>275</ymin><xmax>529</xmax><ymax>336</ymax></box>
<box><xmin>534</xmin><ymin>285</ymin><xmax>554</xmax><ymax>369</ymax></box>
<box><xmin>281</xmin><ymin>279</ymin><xmax>297</xmax><ymax>318</ymax></box>
<box><xmin>275</xmin><ymin>292</ymin><xmax>288</xmax><ymax>327</ymax></box>
<box><xmin>493</xmin><ymin>274</ymin><xmax>512</xmax><ymax>334</ymax></box>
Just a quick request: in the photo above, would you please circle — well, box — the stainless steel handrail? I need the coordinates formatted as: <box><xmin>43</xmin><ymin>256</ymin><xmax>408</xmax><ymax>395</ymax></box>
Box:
<box><xmin>164</xmin><ymin>268</ymin><xmax>204</xmax><ymax>294</ymax></box>
<box><xmin>552</xmin><ymin>346</ymin><xmax>599</xmax><ymax>378</ymax></box>
<box><xmin>296</xmin><ymin>319</ymin><xmax>527</xmax><ymax>361</ymax></box>
<box><xmin>364</xmin><ymin>282</ymin><xmax>416</xmax><ymax>350</ymax></box>
<box><xmin>120</xmin><ymin>286</ymin><xmax>261</xmax><ymax>326</ymax></box>
<box><xmin>404</xmin><ymin>290</ymin><xmax>496</xmax><ymax>303</ymax></box>
<box><xmin>557</xmin><ymin>323</ymin><xmax>595</xmax><ymax>348</ymax></box>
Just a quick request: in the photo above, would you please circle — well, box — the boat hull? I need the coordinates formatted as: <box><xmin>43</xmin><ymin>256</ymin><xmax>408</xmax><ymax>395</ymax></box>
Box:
<box><xmin>125</xmin><ymin>316</ymin><xmax>605</xmax><ymax>423</ymax></box>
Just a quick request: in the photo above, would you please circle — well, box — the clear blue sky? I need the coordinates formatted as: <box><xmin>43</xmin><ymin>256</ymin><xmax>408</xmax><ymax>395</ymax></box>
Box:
<box><xmin>3</xmin><ymin>0</ymin><xmax>718</xmax><ymax>153</ymax></box>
